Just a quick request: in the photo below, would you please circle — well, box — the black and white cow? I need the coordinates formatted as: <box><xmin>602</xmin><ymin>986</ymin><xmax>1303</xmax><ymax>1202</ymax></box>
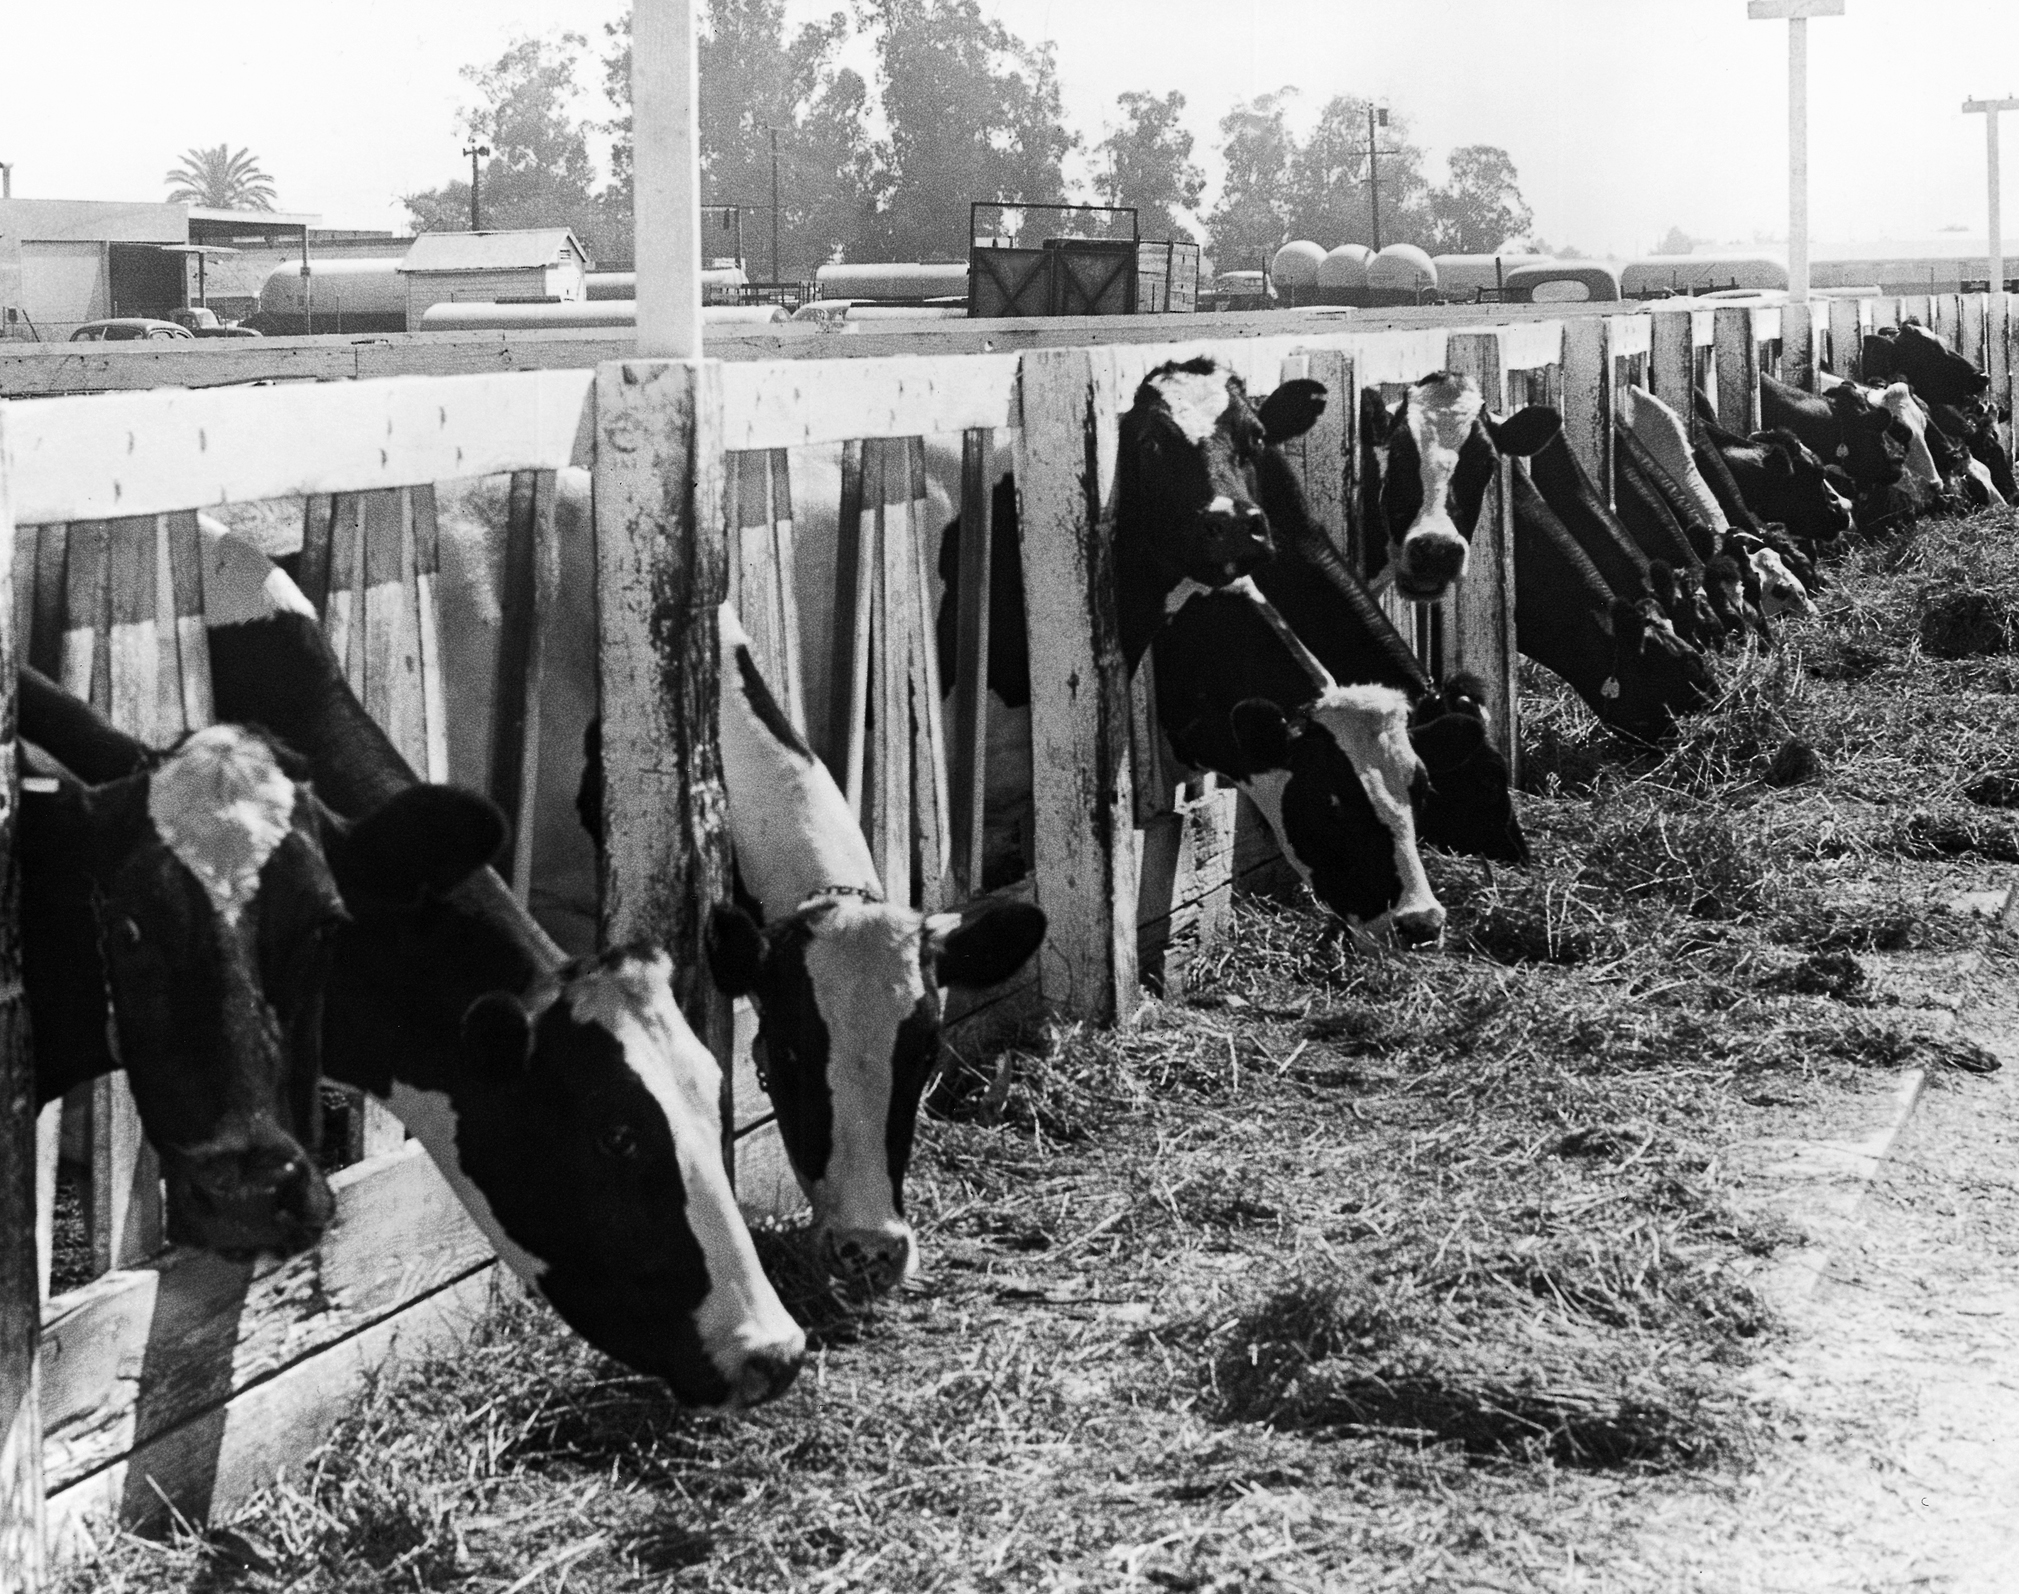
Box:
<box><xmin>1927</xmin><ymin>395</ymin><xmax>2018</xmax><ymax>503</ymax></box>
<box><xmin>89</xmin><ymin>529</ymin><xmax>810</xmax><ymax>1405</ymax></box>
<box><xmin>703</xmin><ymin>604</ymin><xmax>1047</xmax><ymax>1289</ymax></box>
<box><xmin>1508</xmin><ymin>470</ymin><xmax>1719</xmax><ymax>739</ymax></box>
<box><xmin>1692</xmin><ymin>413</ymin><xmax>1854</xmax><ymax>545</ymax></box>
<box><xmin>1863</xmin><ymin>322</ymin><xmax>1992</xmax><ymax>406</ymax></box>
<box><xmin>1759</xmin><ymin>371</ymin><xmax>1909</xmax><ymax>496</ymax></box>
<box><xmin>1359</xmin><ymin>374</ymin><xmax>1560</xmax><ymax>602</ymax></box>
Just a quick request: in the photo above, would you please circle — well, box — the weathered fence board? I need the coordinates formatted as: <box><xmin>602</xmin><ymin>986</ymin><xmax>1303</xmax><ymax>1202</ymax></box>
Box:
<box><xmin>1561</xmin><ymin>316</ymin><xmax>1612</xmax><ymax>499</ymax></box>
<box><xmin>1445</xmin><ymin>333</ymin><xmax>1520</xmax><ymax>772</ymax></box>
<box><xmin>1714</xmin><ymin>307</ymin><xmax>1759</xmax><ymax>434</ymax></box>
<box><xmin>720</xmin><ymin>356</ymin><xmax>1019</xmax><ymax>452</ymax></box>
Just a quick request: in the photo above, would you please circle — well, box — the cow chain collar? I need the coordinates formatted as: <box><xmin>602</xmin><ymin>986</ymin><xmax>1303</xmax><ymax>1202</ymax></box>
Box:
<box><xmin>799</xmin><ymin>883</ymin><xmax>886</xmax><ymax>910</ymax></box>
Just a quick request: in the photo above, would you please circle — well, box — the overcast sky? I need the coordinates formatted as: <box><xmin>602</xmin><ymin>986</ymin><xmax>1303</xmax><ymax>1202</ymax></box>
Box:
<box><xmin>4</xmin><ymin>0</ymin><xmax>2015</xmax><ymax>258</ymax></box>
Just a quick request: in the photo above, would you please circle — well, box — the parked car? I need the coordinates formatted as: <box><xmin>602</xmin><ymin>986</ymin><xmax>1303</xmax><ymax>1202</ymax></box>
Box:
<box><xmin>69</xmin><ymin>318</ymin><xmax>196</xmax><ymax>342</ymax></box>
<box><xmin>169</xmin><ymin>306</ymin><xmax>263</xmax><ymax>338</ymax></box>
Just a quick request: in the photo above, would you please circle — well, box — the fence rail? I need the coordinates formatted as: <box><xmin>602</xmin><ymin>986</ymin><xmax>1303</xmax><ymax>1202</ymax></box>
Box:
<box><xmin>3</xmin><ymin>288</ymin><xmax>2016</xmax><ymax>1580</ymax></box>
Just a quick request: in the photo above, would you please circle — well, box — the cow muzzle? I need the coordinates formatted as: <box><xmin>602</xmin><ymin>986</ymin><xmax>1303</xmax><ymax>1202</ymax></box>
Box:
<box><xmin>722</xmin><ymin>1330</ymin><xmax>808</xmax><ymax>1408</ymax></box>
<box><xmin>1393</xmin><ymin>524</ymin><xmax>1470</xmax><ymax>600</ymax></box>
<box><xmin>1195</xmin><ymin>498</ymin><xmax>1273</xmax><ymax>580</ymax></box>
<box><xmin>822</xmin><ymin>1218</ymin><xmax>917</xmax><ymax>1291</ymax></box>
<box><xmin>1392</xmin><ymin>904</ymin><xmax>1446</xmax><ymax>948</ymax></box>
<box><xmin>166</xmin><ymin>1136</ymin><xmax>334</xmax><ymax>1259</ymax></box>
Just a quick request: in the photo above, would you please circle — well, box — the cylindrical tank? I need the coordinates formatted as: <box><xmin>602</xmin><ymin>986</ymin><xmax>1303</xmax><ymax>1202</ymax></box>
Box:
<box><xmin>418</xmin><ymin>300</ymin><xmax>786</xmax><ymax>332</ymax></box>
<box><xmin>1366</xmin><ymin>244</ymin><xmax>1438</xmax><ymax>293</ymax></box>
<box><xmin>1269</xmin><ymin>241</ymin><xmax>1326</xmax><ymax>288</ymax></box>
<box><xmin>1429</xmin><ymin>253</ymin><xmax>1550</xmax><ymax>299</ymax></box>
<box><xmin>813</xmin><ymin>262</ymin><xmax>970</xmax><ymax>302</ymax></box>
<box><xmin>585</xmin><ymin>267</ymin><xmax>748</xmax><ymax>301</ymax></box>
<box><xmin>1502</xmin><ymin>260</ymin><xmax>1622</xmax><ymax>304</ymax></box>
<box><xmin>253</xmin><ymin>257</ymin><xmax>408</xmax><ymax>334</ymax></box>
<box><xmin>1314</xmin><ymin>244</ymin><xmax>1374</xmax><ymax>290</ymax></box>
<box><xmin>1620</xmin><ymin>254</ymin><xmax>1788</xmax><ymax>299</ymax></box>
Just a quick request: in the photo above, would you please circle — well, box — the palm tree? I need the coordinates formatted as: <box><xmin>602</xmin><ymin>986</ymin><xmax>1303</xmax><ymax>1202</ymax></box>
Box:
<box><xmin>164</xmin><ymin>145</ymin><xmax>277</xmax><ymax>211</ymax></box>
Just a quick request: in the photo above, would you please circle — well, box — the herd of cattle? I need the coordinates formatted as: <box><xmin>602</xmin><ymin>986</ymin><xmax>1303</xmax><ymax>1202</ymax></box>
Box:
<box><xmin>14</xmin><ymin>315</ymin><xmax>2010</xmax><ymax>1416</ymax></box>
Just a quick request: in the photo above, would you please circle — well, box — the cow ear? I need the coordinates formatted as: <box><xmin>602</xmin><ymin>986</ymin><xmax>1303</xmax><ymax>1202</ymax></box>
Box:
<box><xmin>1229</xmin><ymin>699</ymin><xmax>1294</xmax><ymax>770</ymax></box>
<box><xmin>706</xmin><ymin>904</ymin><xmax>767</xmax><ymax>997</ymax></box>
<box><xmin>461</xmin><ymin>993</ymin><xmax>534</xmax><ymax>1076</ymax></box>
<box><xmin>20</xmin><ymin>743</ymin><xmax>100</xmax><ymax>859</ymax></box>
<box><xmin>1359</xmin><ymin>388</ymin><xmax>1396</xmax><ymax>443</ymax></box>
<box><xmin>925</xmin><ymin>900</ymin><xmax>1047</xmax><ymax>990</ymax></box>
<box><xmin>330</xmin><ymin>785</ymin><xmax>507</xmax><ymax>904</ymax></box>
<box><xmin>1410</xmin><ymin>712</ymin><xmax>1487</xmax><ymax>775</ymax></box>
<box><xmin>1484</xmin><ymin>405</ymin><xmax>1561</xmax><ymax>457</ymax></box>
<box><xmin>1258</xmin><ymin>378</ymin><xmax>1328</xmax><ymax>444</ymax></box>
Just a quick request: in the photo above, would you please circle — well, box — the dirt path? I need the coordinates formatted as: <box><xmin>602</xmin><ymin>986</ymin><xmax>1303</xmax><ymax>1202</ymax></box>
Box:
<box><xmin>1624</xmin><ymin>951</ymin><xmax>2019</xmax><ymax>1592</ymax></box>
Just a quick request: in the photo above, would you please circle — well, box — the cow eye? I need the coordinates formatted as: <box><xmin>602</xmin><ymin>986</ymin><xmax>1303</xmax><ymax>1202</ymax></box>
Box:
<box><xmin>119</xmin><ymin>918</ymin><xmax>142</xmax><ymax>950</ymax></box>
<box><xmin>597</xmin><ymin>1123</ymin><xmax>641</xmax><ymax>1162</ymax></box>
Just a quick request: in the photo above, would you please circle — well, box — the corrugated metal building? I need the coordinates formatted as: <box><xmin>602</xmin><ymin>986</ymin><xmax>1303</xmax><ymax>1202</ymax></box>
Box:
<box><xmin>398</xmin><ymin>230</ymin><xmax>590</xmax><ymax>326</ymax></box>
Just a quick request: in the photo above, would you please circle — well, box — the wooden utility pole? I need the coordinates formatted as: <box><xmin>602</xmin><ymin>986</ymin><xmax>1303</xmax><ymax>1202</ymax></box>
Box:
<box><xmin>1748</xmin><ymin>0</ymin><xmax>1844</xmax><ymax>304</ymax></box>
<box><xmin>631</xmin><ymin>0</ymin><xmax>702</xmax><ymax>358</ymax></box>
<box><xmin>1965</xmin><ymin>96</ymin><xmax>2018</xmax><ymax>293</ymax></box>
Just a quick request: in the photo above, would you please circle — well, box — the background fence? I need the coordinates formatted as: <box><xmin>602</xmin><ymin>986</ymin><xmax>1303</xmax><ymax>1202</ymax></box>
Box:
<box><xmin>1</xmin><ymin>287</ymin><xmax>2013</xmax><ymax>1580</ymax></box>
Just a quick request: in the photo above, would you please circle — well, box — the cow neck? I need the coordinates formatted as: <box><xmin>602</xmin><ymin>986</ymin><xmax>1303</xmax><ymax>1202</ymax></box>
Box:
<box><xmin>1614</xmin><ymin>448</ymin><xmax>1708</xmax><ymax>570</ymax></box>
<box><xmin>1690</xmin><ymin>429</ymin><xmax>1770</xmax><ymax>535</ymax></box>
<box><xmin>1524</xmin><ymin>438</ymin><xmax>1651</xmax><ymax>598</ymax></box>
<box><xmin>1509</xmin><ymin>470</ymin><xmax>1626</xmax><ymax>710</ymax></box>
<box><xmin>1249</xmin><ymin>503</ymin><xmax>1430</xmax><ymax>700</ymax></box>
<box><xmin>1222</xmin><ymin>578</ymin><xmax>1335</xmax><ymax>697</ymax></box>
<box><xmin>1112</xmin><ymin>524</ymin><xmax>1185</xmax><ymax>671</ymax></box>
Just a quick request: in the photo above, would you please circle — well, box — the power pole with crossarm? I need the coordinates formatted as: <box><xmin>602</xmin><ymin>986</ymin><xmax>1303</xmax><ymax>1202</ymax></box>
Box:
<box><xmin>1748</xmin><ymin>0</ymin><xmax>1844</xmax><ymax>305</ymax></box>
<box><xmin>1964</xmin><ymin>96</ymin><xmax>2018</xmax><ymax>294</ymax></box>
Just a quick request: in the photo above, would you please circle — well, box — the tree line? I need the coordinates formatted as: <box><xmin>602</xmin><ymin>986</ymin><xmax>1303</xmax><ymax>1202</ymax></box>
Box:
<box><xmin>395</xmin><ymin>0</ymin><xmax>1538</xmax><ymax>277</ymax></box>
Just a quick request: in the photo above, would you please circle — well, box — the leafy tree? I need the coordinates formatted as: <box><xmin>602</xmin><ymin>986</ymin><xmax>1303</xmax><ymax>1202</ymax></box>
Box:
<box><xmin>1655</xmin><ymin>224</ymin><xmax>1696</xmax><ymax>255</ymax></box>
<box><xmin>857</xmin><ymin>0</ymin><xmax>1080</xmax><ymax>260</ymax></box>
<box><xmin>404</xmin><ymin>35</ymin><xmax>620</xmax><ymax>259</ymax></box>
<box><xmin>165</xmin><ymin>146</ymin><xmax>276</xmax><ymax>211</ymax></box>
<box><xmin>1203</xmin><ymin>91</ymin><xmax>1298</xmax><ymax>273</ymax></box>
<box><xmin>1282</xmin><ymin>96</ymin><xmax>1429</xmax><ymax>252</ymax></box>
<box><xmin>602</xmin><ymin>4</ymin><xmax>875</xmax><ymax>276</ymax></box>
<box><xmin>1096</xmin><ymin>90</ymin><xmax>1204</xmax><ymax>243</ymax></box>
<box><xmin>1422</xmin><ymin>145</ymin><xmax>1533</xmax><ymax>255</ymax></box>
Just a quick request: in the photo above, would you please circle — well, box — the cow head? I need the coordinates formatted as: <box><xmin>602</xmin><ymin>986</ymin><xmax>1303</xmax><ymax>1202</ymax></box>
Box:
<box><xmin>1222</xmin><ymin>685</ymin><xmax>1445</xmax><ymax>943</ymax></box>
<box><xmin>1646</xmin><ymin>559</ymin><xmax>1725</xmax><ymax>652</ymax></box>
<box><xmin>1595</xmin><ymin>598</ymin><xmax>1719</xmax><ymax>740</ymax></box>
<box><xmin>449</xmin><ymin>945</ymin><xmax>807</xmax><ymax>1407</ymax></box>
<box><xmin>1116</xmin><ymin>358</ymin><xmax>1326</xmax><ymax>590</ymax></box>
<box><xmin>1701</xmin><ymin>553</ymin><xmax>1750</xmax><ymax>639</ymax></box>
<box><xmin>1821</xmin><ymin>380</ymin><xmax>1910</xmax><ymax>489</ymax></box>
<box><xmin>1747</xmin><ymin>546</ymin><xmax>1813</xmax><ymax>620</ymax></box>
<box><xmin>1875</xmin><ymin>383</ymin><xmax>1944</xmax><ymax>489</ymax></box>
<box><xmin>707</xmin><ymin>893</ymin><xmax>1047</xmax><ymax>1289</ymax></box>
<box><xmin>1864</xmin><ymin>322</ymin><xmax>1991</xmax><ymax>405</ymax></box>
<box><xmin>19</xmin><ymin>725</ymin><xmax>453</xmax><ymax>1262</ymax></box>
<box><xmin>1363</xmin><ymin>375</ymin><xmax>1560</xmax><ymax>602</ymax></box>
<box><xmin>1740</xmin><ymin>428</ymin><xmax>1853</xmax><ymax>540</ymax></box>
<box><xmin>1409</xmin><ymin>675</ymin><xmax>1528</xmax><ymax>864</ymax></box>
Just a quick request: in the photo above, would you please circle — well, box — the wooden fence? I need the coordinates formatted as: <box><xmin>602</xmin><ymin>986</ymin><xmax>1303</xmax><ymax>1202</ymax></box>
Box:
<box><xmin>1</xmin><ymin>289</ymin><xmax>2014</xmax><ymax>1581</ymax></box>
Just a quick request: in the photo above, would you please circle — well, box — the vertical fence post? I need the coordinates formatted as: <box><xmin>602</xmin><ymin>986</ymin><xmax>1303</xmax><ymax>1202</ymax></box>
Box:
<box><xmin>0</xmin><ymin>408</ymin><xmax>45</xmax><ymax>1591</ymax></box>
<box><xmin>1444</xmin><ymin>333</ymin><xmax>1519</xmax><ymax>774</ymax></box>
<box><xmin>1561</xmin><ymin>316</ymin><xmax>1612</xmax><ymax>503</ymax></box>
<box><xmin>1713</xmin><ymin>307</ymin><xmax>1760</xmax><ymax>434</ymax></box>
<box><xmin>1991</xmin><ymin>292</ymin><xmax>2013</xmax><ymax>451</ymax></box>
<box><xmin>1827</xmin><ymin>298</ymin><xmax>1863</xmax><ymax>380</ymax></box>
<box><xmin>1783</xmin><ymin>298</ymin><xmax>1817</xmax><ymax>390</ymax></box>
<box><xmin>594</xmin><ymin>359</ymin><xmax>733</xmax><ymax>1134</ymax></box>
<box><xmin>1649</xmin><ymin>309</ymin><xmax>1695</xmax><ymax>434</ymax></box>
<box><xmin>948</xmin><ymin>431</ymin><xmax>993</xmax><ymax>900</ymax></box>
<box><xmin>1015</xmin><ymin>346</ymin><xmax>1139</xmax><ymax>1026</ymax></box>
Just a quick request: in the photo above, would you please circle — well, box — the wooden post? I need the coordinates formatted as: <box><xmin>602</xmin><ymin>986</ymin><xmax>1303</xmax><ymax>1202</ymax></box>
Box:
<box><xmin>1827</xmin><ymin>296</ymin><xmax>1864</xmax><ymax>379</ymax></box>
<box><xmin>0</xmin><ymin>406</ymin><xmax>45</xmax><ymax>1590</ymax></box>
<box><xmin>1990</xmin><ymin>291</ymin><xmax>2013</xmax><ymax>449</ymax></box>
<box><xmin>593</xmin><ymin>358</ymin><xmax>733</xmax><ymax>1150</ymax></box>
<box><xmin>1014</xmin><ymin>347</ymin><xmax>1139</xmax><ymax>1026</ymax></box>
<box><xmin>1561</xmin><ymin>316</ymin><xmax>1612</xmax><ymax>500</ymax></box>
<box><xmin>1961</xmin><ymin>293</ymin><xmax>1988</xmax><ymax>376</ymax></box>
<box><xmin>1783</xmin><ymin>297</ymin><xmax>1817</xmax><ymax>390</ymax></box>
<box><xmin>1444</xmin><ymin>333</ymin><xmax>1518</xmax><ymax>774</ymax></box>
<box><xmin>948</xmin><ymin>431</ymin><xmax>993</xmax><ymax>899</ymax></box>
<box><xmin>1714</xmin><ymin>307</ymin><xmax>1759</xmax><ymax>434</ymax></box>
<box><xmin>1964</xmin><ymin>97</ymin><xmax>2017</xmax><ymax>295</ymax></box>
<box><xmin>632</xmin><ymin>0</ymin><xmax>702</xmax><ymax>361</ymax></box>
<box><xmin>1749</xmin><ymin>0</ymin><xmax>1844</xmax><ymax>305</ymax></box>
<box><xmin>1649</xmin><ymin>309</ymin><xmax>1695</xmax><ymax>437</ymax></box>
<box><xmin>487</xmin><ymin>471</ymin><xmax>559</xmax><ymax>904</ymax></box>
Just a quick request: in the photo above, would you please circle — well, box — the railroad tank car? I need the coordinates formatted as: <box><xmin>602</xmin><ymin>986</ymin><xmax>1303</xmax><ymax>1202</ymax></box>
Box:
<box><xmin>251</xmin><ymin>257</ymin><xmax>408</xmax><ymax>335</ymax></box>
<box><xmin>1314</xmin><ymin>244</ymin><xmax>1373</xmax><ymax>291</ymax></box>
<box><xmin>419</xmin><ymin>300</ymin><xmax>786</xmax><ymax>331</ymax></box>
<box><xmin>1430</xmin><ymin>253</ymin><xmax>1550</xmax><ymax>301</ymax></box>
<box><xmin>1501</xmin><ymin>260</ymin><xmax>1622</xmax><ymax>304</ymax></box>
<box><xmin>1621</xmin><ymin>254</ymin><xmax>1788</xmax><ymax>299</ymax></box>
<box><xmin>813</xmin><ymin>262</ymin><xmax>971</xmax><ymax>303</ymax></box>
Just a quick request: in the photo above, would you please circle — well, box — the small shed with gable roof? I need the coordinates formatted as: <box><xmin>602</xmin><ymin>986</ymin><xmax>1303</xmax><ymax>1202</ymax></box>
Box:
<box><xmin>398</xmin><ymin>229</ymin><xmax>590</xmax><ymax>325</ymax></box>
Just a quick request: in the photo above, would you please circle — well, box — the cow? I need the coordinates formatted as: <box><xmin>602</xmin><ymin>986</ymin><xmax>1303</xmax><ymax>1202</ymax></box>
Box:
<box><xmin>1863</xmin><ymin>322</ymin><xmax>1991</xmax><ymax>406</ymax></box>
<box><xmin>89</xmin><ymin>526</ymin><xmax>810</xmax><ymax>1406</ymax></box>
<box><xmin>1150</xmin><ymin>583</ymin><xmax>1448</xmax><ymax>943</ymax></box>
<box><xmin>1926</xmin><ymin>395</ymin><xmax>2017</xmax><ymax>503</ymax></box>
<box><xmin>700</xmin><ymin>604</ymin><xmax>1048</xmax><ymax>1289</ymax></box>
<box><xmin>1522</xmin><ymin>430</ymin><xmax>1723</xmax><ymax>651</ymax></box>
<box><xmin>1359</xmin><ymin>373</ymin><xmax>1560</xmax><ymax>602</ymax></box>
<box><xmin>17</xmin><ymin>688</ymin><xmax>365</xmax><ymax>1261</ymax></box>
<box><xmin>1611</xmin><ymin>440</ymin><xmax>1747</xmax><ymax>641</ymax></box>
<box><xmin>1737</xmin><ymin>541</ymin><xmax>1813</xmax><ymax>620</ymax></box>
<box><xmin>1617</xmin><ymin>386</ymin><xmax>1731</xmax><ymax>545</ymax></box>
<box><xmin>1759</xmin><ymin>371</ymin><xmax>1908</xmax><ymax>495</ymax></box>
<box><xmin>1508</xmin><ymin>469</ymin><xmax>1718</xmax><ymax>739</ymax></box>
<box><xmin>1690</xmin><ymin>409</ymin><xmax>1854</xmax><ymax>545</ymax></box>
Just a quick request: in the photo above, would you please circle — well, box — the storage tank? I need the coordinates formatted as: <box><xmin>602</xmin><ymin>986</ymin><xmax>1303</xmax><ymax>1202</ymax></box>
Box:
<box><xmin>1365</xmin><ymin>244</ymin><xmax>1438</xmax><ymax>296</ymax></box>
<box><xmin>1270</xmin><ymin>241</ymin><xmax>1326</xmax><ymax>288</ymax></box>
<box><xmin>814</xmin><ymin>262</ymin><xmax>970</xmax><ymax>302</ymax></box>
<box><xmin>1314</xmin><ymin>244</ymin><xmax>1374</xmax><ymax>291</ymax></box>
<box><xmin>1430</xmin><ymin>253</ymin><xmax>1550</xmax><ymax>300</ymax></box>
<box><xmin>419</xmin><ymin>301</ymin><xmax>786</xmax><ymax>332</ymax></box>
<box><xmin>1501</xmin><ymin>260</ymin><xmax>1622</xmax><ymax>304</ymax></box>
<box><xmin>585</xmin><ymin>267</ymin><xmax>749</xmax><ymax>303</ymax></box>
<box><xmin>1620</xmin><ymin>254</ymin><xmax>1788</xmax><ymax>299</ymax></box>
<box><xmin>252</xmin><ymin>257</ymin><xmax>408</xmax><ymax>335</ymax></box>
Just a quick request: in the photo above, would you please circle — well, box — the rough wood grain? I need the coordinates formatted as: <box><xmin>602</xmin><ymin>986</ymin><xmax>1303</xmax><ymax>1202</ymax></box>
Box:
<box><xmin>1560</xmin><ymin>317</ymin><xmax>1612</xmax><ymax>503</ymax></box>
<box><xmin>949</xmin><ymin>431</ymin><xmax>993</xmax><ymax>899</ymax></box>
<box><xmin>1444</xmin><ymin>334</ymin><xmax>1519</xmax><ymax>771</ymax></box>
<box><xmin>1014</xmin><ymin>347</ymin><xmax>1139</xmax><ymax>1025</ymax></box>
<box><xmin>1714</xmin><ymin>307</ymin><xmax>1759</xmax><ymax>435</ymax></box>
<box><xmin>592</xmin><ymin>359</ymin><xmax>734</xmax><ymax>1081</ymax></box>
<box><xmin>43</xmin><ymin>1265</ymin><xmax>502</xmax><ymax>1555</ymax></box>
<box><xmin>720</xmin><ymin>356</ymin><xmax>1020</xmax><ymax>451</ymax></box>
<box><xmin>164</xmin><ymin>514</ymin><xmax>211</xmax><ymax>735</ymax></box>
<box><xmin>1782</xmin><ymin>298</ymin><xmax>1818</xmax><ymax>391</ymax></box>
<box><xmin>488</xmin><ymin>471</ymin><xmax>558</xmax><ymax>902</ymax></box>
<box><xmin>37</xmin><ymin>1140</ymin><xmax>491</xmax><ymax>1497</ymax></box>
<box><xmin>1649</xmin><ymin>310</ymin><xmax>1696</xmax><ymax>440</ymax></box>
<box><xmin>905</xmin><ymin>440</ymin><xmax>951</xmax><ymax>914</ymax></box>
<box><xmin>831</xmin><ymin>441</ymin><xmax>871</xmax><ymax>801</ymax></box>
<box><xmin>1827</xmin><ymin>297</ymin><xmax>1865</xmax><ymax>379</ymax></box>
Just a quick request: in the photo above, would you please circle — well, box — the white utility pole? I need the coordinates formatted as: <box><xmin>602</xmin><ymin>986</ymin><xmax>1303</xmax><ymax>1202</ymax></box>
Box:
<box><xmin>1749</xmin><ymin>0</ymin><xmax>1844</xmax><ymax>304</ymax></box>
<box><xmin>631</xmin><ymin>0</ymin><xmax>701</xmax><ymax>358</ymax></box>
<box><xmin>1965</xmin><ymin>97</ymin><xmax>2018</xmax><ymax>293</ymax></box>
